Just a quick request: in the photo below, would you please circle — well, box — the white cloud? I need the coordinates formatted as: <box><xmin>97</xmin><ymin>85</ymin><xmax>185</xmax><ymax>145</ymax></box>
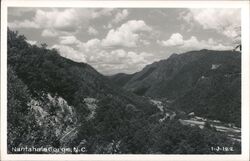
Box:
<box><xmin>59</xmin><ymin>35</ymin><xmax>80</xmax><ymax>45</ymax></box>
<box><xmin>102</xmin><ymin>20</ymin><xmax>152</xmax><ymax>47</ymax></box>
<box><xmin>34</xmin><ymin>9</ymin><xmax>82</xmax><ymax>31</ymax></box>
<box><xmin>181</xmin><ymin>36</ymin><xmax>233</xmax><ymax>50</ymax></box>
<box><xmin>26</xmin><ymin>40</ymin><xmax>37</xmax><ymax>45</ymax></box>
<box><xmin>8</xmin><ymin>8</ymin><xmax>116</xmax><ymax>36</ymax></box>
<box><xmin>112</xmin><ymin>9</ymin><xmax>129</xmax><ymax>24</ymax></box>
<box><xmin>9</xmin><ymin>9</ymin><xmax>83</xmax><ymax>31</ymax></box>
<box><xmin>183</xmin><ymin>9</ymin><xmax>241</xmax><ymax>39</ymax></box>
<box><xmin>159</xmin><ymin>33</ymin><xmax>184</xmax><ymax>46</ymax></box>
<box><xmin>48</xmin><ymin>20</ymin><xmax>155</xmax><ymax>74</ymax></box>
<box><xmin>51</xmin><ymin>44</ymin><xmax>87</xmax><ymax>63</ymax></box>
<box><xmin>88</xmin><ymin>26</ymin><xmax>99</xmax><ymax>35</ymax></box>
<box><xmin>77</xmin><ymin>38</ymin><xmax>102</xmax><ymax>53</ymax></box>
<box><xmin>159</xmin><ymin>33</ymin><xmax>233</xmax><ymax>51</ymax></box>
<box><xmin>87</xmin><ymin>49</ymin><xmax>155</xmax><ymax>75</ymax></box>
<box><xmin>41</xmin><ymin>29</ymin><xmax>58</xmax><ymax>37</ymax></box>
<box><xmin>53</xmin><ymin>33</ymin><xmax>156</xmax><ymax>74</ymax></box>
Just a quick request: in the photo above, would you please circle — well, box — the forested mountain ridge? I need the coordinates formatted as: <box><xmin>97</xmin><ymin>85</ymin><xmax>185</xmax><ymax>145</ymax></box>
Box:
<box><xmin>7</xmin><ymin>29</ymin><xmax>158</xmax><ymax>153</ymax></box>
<box><xmin>110</xmin><ymin>50</ymin><xmax>241</xmax><ymax>126</ymax></box>
<box><xmin>7</xmin><ymin>29</ymin><xmax>241</xmax><ymax>154</ymax></box>
<box><xmin>8</xmin><ymin>29</ymin><xmax>157</xmax><ymax>115</ymax></box>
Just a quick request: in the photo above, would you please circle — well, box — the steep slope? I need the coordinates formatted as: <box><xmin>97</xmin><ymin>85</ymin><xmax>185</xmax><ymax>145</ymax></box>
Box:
<box><xmin>8</xmin><ymin>29</ymin><xmax>156</xmax><ymax>115</ymax></box>
<box><xmin>107</xmin><ymin>73</ymin><xmax>135</xmax><ymax>87</ymax></box>
<box><xmin>110</xmin><ymin>50</ymin><xmax>241</xmax><ymax>126</ymax></box>
<box><xmin>7</xmin><ymin>29</ymin><xmax>158</xmax><ymax>153</ymax></box>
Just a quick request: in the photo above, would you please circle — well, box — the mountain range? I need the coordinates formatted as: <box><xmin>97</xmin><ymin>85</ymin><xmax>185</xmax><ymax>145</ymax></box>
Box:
<box><xmin>7</xmin><ymin>29</ymin><xmax>241</xmax><ymax>154</ymax></box>
<box><xmin>110</xmin><ymin>49</ymin><xmax>241</xmax><ymax>126</ymax></box>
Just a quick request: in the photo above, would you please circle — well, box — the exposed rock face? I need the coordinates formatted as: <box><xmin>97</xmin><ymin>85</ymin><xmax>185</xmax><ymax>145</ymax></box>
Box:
<box><xmin>28</xmin><ymin>94</ymin><xmax>78</xmax><ymax>149</ymax></box>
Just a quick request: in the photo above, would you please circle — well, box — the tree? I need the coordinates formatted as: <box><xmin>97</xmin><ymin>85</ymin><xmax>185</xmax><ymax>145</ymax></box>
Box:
<box><xmin>41</xmin><ymin>43</ymin><xmax>48</xmax><ymax>49</ymax></box>
<box><xmin>7</xmin><ymin>66</ymin><xmax>31</xmax><ymax>152</ymax></box>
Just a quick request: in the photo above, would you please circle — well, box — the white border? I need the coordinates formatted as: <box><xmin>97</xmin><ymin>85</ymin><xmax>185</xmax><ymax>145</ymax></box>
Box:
<box><xmin>1</xmin><ymin>1</ymin><xmax>249</xmax><ymax>161</ymax></box>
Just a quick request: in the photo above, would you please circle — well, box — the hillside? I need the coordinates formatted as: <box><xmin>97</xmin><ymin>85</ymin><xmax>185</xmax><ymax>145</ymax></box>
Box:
<box><xmin>7</xmin><ymin>29</ymin><xmax>240</xmax><ymax>154</ymax></box>
<box><xmin>110</xmin><ymin>50</ymin><xmax>241</xmax><ymax>126</ymax></box>
<box><xmin>7</xmin><ymin>29</ymin><xmax>158</xmax><ymax>153</ymax></box>
<box><xmin>107</xmin><ymin>73</ymin><xmax>135</xmax><ymax>87</ymax></box>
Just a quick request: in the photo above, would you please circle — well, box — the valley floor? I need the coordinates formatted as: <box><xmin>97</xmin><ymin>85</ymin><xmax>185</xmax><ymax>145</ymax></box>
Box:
<box><xmin>150</xmin><ymin>98</ymin><xmax>241</xmax><ymax>143</ymax></box>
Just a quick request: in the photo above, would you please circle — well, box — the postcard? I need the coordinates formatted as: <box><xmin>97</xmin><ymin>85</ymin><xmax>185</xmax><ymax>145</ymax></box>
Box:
<box><xmin>1</xmin><ymin>0</ymin><xmax>249</xmax><ymax>161</ymax></box>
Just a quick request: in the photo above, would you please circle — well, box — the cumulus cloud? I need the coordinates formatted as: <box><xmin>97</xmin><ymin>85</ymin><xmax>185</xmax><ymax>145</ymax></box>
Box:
<box><xmin>8</xmin><ymin>8</ymin><xmax>239</xmax><ymax>75</ymax></box>
<box><xmin>48</xmin><ymin>19</ymin><xmax>155</xmax><ymax>74</ymax></box>
<box><xmin>182</xmin><ymin>9</ymin><xmax>241</xmax><ymax>39</ymax></box>
<box><xmin>26</xmin><ymin>40</ymin><xmax>37</xmax><ymax>45</ymax></box>
<box><xmin>51</xmin><ymin>44</ymin><xmax>87</xmax><ymax>63</ymax></box>
<box><xmin>88</xmin><ymin>26</ymin><xmax>99</xmax><ymax>35</ymax></box>
<box><xmin>53</xmin><ymin>41</ymin><xmax>156</xmax><ymax>74</ymax></box>
<box><xmin>9</xmin><ymin>9</ymin><xmax>84</xmax><ymax>31</ymax></box>
<box><xmin>102</xmin><ymin>20</ymin><xmax>152</xmax><ymax>47</ymax></box>
<box><xmin>59</xmin><ymin>35</ymin><xmax>80</xmax><ymax>45</ymax></box>
<box><xmin>112</xmin><ymin>9</ymin><xmax>129</xmax><ymax>24</ymax></box>
<box><xmin>74</xmin><ymin>38</ymin><xmax>156</xmax><ymax>74</ymax></box>
<box><xmin>41</xmin><ymin>29</ymin><xmax>58</xmax><ymax>37</ymax></box>
<box><xmin>88</xmin><ymin>49</ymin><xmax>155</xmax><ymax>75</ymax></box>
<box><xmin>77</xmin><ymin>38</ymin><xmax>102</xmax><ymax>53</ymax></box>
<box><xmin>34</xmin><ymin>9</ymin><xmax>81</xmax><ymax>31</ymax></box>
<box><xmin>52</xmin><ymin>29</ymin><xmax>156</xmax><ymax>74</ymax></box>
<box><xmin>181</xmin><ymin>36</ymin><xmax>233</xmax><ymax>50</ymax></box>
<box><xmin>159</xmin><ymin>33</ymin><xmax>184</xmax><ymax>46</ymax></box>
<box><xmin>8</xmin><ymin>8</ymin><xmax>116</xmax><ymax>37</ymax></box>
<box><xmin>159</xmin><ymin>33</ymin><xmax>233</xmax><ymax>51</ymax></box>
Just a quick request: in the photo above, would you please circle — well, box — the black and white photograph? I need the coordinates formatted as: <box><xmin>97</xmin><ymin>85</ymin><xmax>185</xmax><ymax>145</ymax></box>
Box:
<box><xmin>1</xmin><ymin>0</ymin><xmax>250</xmax><ymax>160</ymax></box>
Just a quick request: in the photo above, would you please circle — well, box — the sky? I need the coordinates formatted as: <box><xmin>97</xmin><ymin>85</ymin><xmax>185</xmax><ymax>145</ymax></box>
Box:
<box><xmin>8</xmin><ymin>8</ymin><xmax>241</xmax><ymax>75</ymax></box>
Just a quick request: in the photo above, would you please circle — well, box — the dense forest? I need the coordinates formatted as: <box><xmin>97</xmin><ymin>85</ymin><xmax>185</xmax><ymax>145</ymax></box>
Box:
<box><xmin>111</xmin><ymin>50</ymin><xmax>241</xmax><ymax>127</ymax></box>
<box><xmin>7</xmin><ymin>29</ymin><xmax>241</xmax><ymax>154</ymax></box>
